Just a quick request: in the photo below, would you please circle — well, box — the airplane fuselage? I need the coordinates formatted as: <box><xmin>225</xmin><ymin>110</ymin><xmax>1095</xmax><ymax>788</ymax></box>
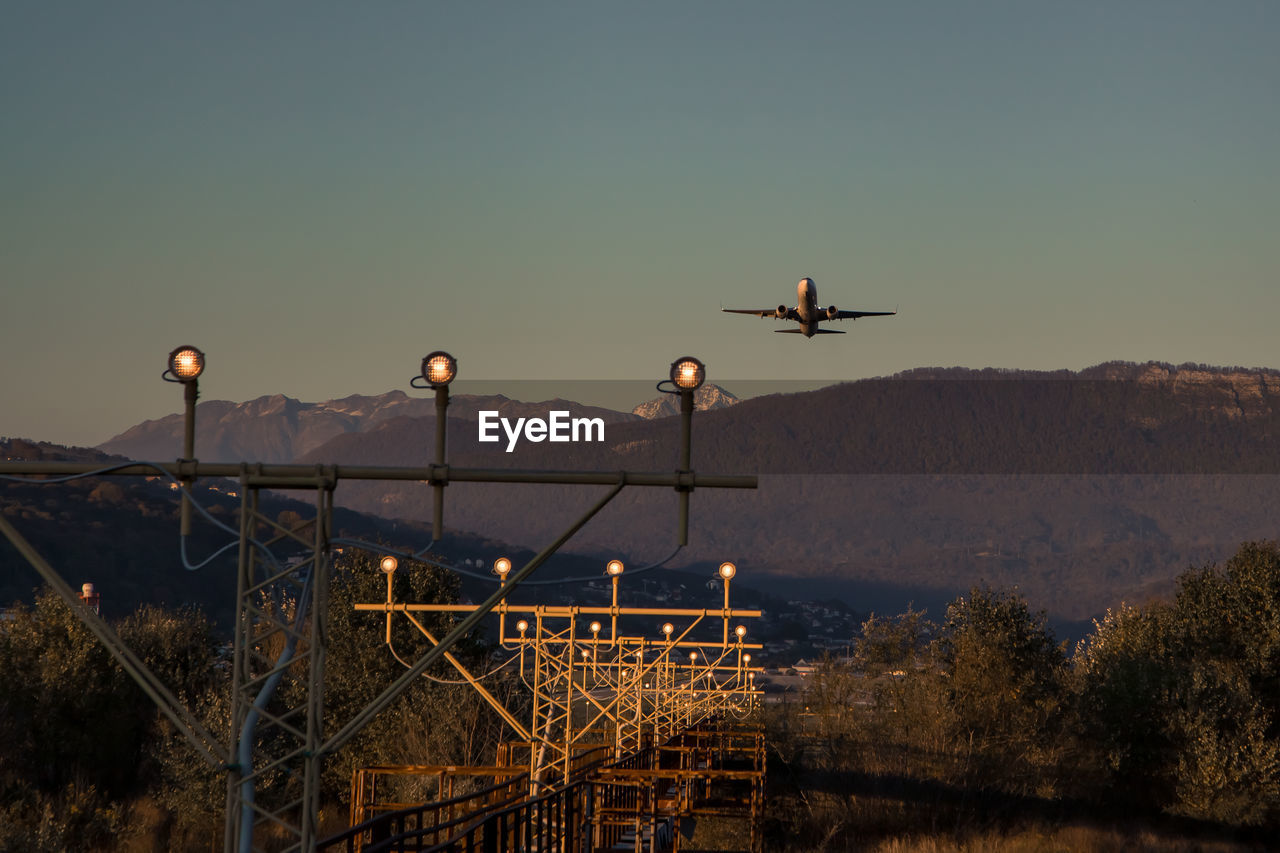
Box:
<box><xmin>796</xmin><ymin>277</ymin><xmax>819</xmax><ymax>337</ymax></box>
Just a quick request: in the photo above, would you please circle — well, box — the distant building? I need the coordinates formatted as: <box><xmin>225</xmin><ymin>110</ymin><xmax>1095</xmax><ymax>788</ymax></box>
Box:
<box><xmin>79</xmin><ymin>582</ymin><xmax>101</xmax><ymax>616</ymax></box>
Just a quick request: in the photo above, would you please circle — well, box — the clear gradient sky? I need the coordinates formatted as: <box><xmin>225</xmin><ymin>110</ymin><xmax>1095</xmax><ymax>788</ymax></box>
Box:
<box><xmin>3</xmin><ymin>2</ymin><xmax>1276</xmax><ymax>447</ymax></box>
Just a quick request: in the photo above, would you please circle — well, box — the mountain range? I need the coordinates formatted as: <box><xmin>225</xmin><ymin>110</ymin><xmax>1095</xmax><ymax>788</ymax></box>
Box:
<box><xmin>64</xmin><ymin>362</ymin><xmax>1280</xmax><ymax>624</ymax></box>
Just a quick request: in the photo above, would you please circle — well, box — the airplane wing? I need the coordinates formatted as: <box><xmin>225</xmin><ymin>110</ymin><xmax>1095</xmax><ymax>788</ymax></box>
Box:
<box><xmin>722</xmin><ymin>308</ymin><xmax>798</xmax><ymax>320</ymax></box>
<box><xmin>830</xmin><ymin>309</ymin><xmax>896</xmax><ymax>320</ymax></box>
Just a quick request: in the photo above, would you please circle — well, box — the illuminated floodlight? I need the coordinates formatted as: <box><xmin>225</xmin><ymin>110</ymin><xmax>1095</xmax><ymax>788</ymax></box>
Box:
<box><xmin>421</xmin><ymin>351</ymin><xmax>457</xmax><ymax>388</ymax></box>
<box><xmin>167</xmin><ymin>346</ymin><xmax>205</xmax><ymax>382</ymax></box>
<box><xmin>735</xmin><ymin>624</ymin><xmax>747</xmax><ymax>638</ymax></box>
<box><xmin>718</xmin><ymin>561</ymin><xmax>737</xmax><ymax>580</ymax></box>
<box><xmin>581</xmin><ymin>649</ymin><xmax>590</xmax><ymax>660</ymax></box>
<box><xmin>379</xmin><ymin>555</ymin><xmax>398</xmax><ymax>574</ymax></box>
<box><xmin>589</xmin><ymin>621</ymin><xmax>601</xmax><ymax>634</ymax></box>
<box><xmin>605</xmin><ymin>559</ymin><xmax>625</xmax><ymax>576</ymax></box>
<box><xmin>662</xmin><ymin>622</ymin><xmax>674</xmax><ymax>637</ymax></box>
<box><xmin>493</xmin><ymin>557</ymin><xmax>512</xmax><ymax>576</ymax></box>
<box><xmin>670</xmin><ymin>356</ymin><xmax>705</xmax><ymax>391</ymax></box>
<box><xmin>516</xmin><ymin>619</ymin><xmax>529</xmax><ymax>633</ymax></box>
<box><xmin>689</xmin><ymin>651</ymin><xmax>698</xmax><ymax>662</ymax></box>
<box><xmin>744</xmin><ymin>653</ymin><xmax>752</xmax><ymax>664</ymax></box>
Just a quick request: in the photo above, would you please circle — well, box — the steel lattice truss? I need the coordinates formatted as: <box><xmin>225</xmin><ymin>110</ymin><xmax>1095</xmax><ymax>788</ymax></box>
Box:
<box><xmin>224</xmin><ymin>482</ymin><xmax>333</xmax><ymax>852</ymax></box>
<box><xmin>354</xmin><ymin>566</ymin><xmax>764</xmax><ymax>790</ymax></box>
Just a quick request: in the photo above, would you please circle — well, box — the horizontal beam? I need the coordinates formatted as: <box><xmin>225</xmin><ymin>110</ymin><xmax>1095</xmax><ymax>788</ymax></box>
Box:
<box><xmin>594</xmin><ymin>769</ymin><xmax>764</xmax><ymax>781</ymax></box>
<box><xmin>355</xmin><ymin>603</ymin><xmax>763</xmax><ymax>618</ymax></box>
<box><xmin>357</xmin><ymin>765</ymin><xmax>526</xmax><ymax>777</ymax></box>
<box><xmin>0</xmin><ymin>461</ymin><xmax>757</xmax><ymax>490</ymax></box>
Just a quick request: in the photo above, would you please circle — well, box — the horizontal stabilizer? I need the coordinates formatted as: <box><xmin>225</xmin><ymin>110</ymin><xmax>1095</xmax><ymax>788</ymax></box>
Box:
<box><xmin>812</xmin><ymin>329</ymin><xmax>846</xmax><ymax>334</ymax></box>
<box><xmin>774</xmin><ymin>329</ymin><xmax>805</xmax><ymax>334</ymax></box>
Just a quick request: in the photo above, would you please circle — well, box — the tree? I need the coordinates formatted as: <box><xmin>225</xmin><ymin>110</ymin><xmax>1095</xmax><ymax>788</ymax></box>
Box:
<box><xmin>0</xmin><ymin>589</ymin><xmax>218</xmax><ymax>850</ymax></box>
<box><xmin>1076</xmin><ymin>541</ymin><xmax>1280</xmax><ymax>824</ymax></box>
<box><xmin>938</xmin><ymin>586</ymin><xmax>1068</xmax><ymax>793</ymax></box>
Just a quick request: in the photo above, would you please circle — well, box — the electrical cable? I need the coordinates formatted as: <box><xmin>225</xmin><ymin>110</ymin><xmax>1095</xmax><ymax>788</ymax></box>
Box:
<box><xmin>2</xmin><ymin>464</ymin><xmax>284</xmax><ymax>573</ymax></box>
<box><xmin>385</xmin><ymin>636</ymin><xmax>520</xmax><ymax>685</ymax></box>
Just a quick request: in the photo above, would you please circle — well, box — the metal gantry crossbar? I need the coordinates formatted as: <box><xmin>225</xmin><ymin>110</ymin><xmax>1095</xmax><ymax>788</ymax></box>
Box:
<box><xmin>0</xmin><ymin>350</ymin><xmax>757</xmax><ymax>853</ymax></box>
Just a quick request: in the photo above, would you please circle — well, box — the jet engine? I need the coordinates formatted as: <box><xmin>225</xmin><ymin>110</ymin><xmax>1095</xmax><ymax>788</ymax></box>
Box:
<box><xmin>826</xmin><ymin>305</ymin><xmax>840</xmax><ymax>320</ymax></box>
<box><xmin>776</xmin><ymin>305</ymin><xmax>789</xmax><ymax>319</ymax></box>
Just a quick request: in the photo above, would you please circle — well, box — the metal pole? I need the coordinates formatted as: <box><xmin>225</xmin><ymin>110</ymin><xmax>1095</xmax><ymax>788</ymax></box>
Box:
<box><xmin>223</xmin><ymin>482</ymin><xmax>253</xmax><ymax>853</ymax></box>
<box><xmin>180</xmin><ymin>378</ymin><xmax>198</xmax><ymax>536</ymax></box>
<box><xmin>677</xmin><ymin>388</ymin><xmax>693</xmax><ymax>546</ymax></box>
<box><xmin>0</xmin><ymin>460</ymin><xmax>756</xmax><ymax>490</ymax></box>
<box><xmin>433</xmin><ymin>385</ymin><xmax>449</xmax><ymax>539</ymax></box>
<box><xmin>301</xmin><ymin>486</ymin><xmax>332</xmax><ymax>851</ymax></box>
<box><xmin>723</xmin><ymin>576</ymin><xmax>731</xmax><ymax>646</ymax></box>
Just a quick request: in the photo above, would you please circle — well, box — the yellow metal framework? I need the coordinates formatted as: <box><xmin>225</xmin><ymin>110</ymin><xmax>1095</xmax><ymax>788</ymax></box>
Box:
<box><xmin>352</xmin><ymin>560</ymin><xmax>764</xmax><ymax>790</ymax></box>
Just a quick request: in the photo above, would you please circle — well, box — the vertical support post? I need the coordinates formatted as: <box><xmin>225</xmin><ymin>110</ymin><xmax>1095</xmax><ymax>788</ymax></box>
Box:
<box><xmin>180</xmin><ymin>378</ymin><xmax>198</xmax><ymax>536</ymax></box>
<box><xmin>433</xmin><ymin>385</ymin><xmax>449</xmax><ymax>540</ymax></box>
<box><xmin>224</xmin><ymin>479</ymin><xmax>254</xmax><ymax>853</ymax></box>
<box><xmin>677</xmin><ymin>387</ymin><xmax>693</xmax><ymax>546</ymax></box>
<box><xmin>610</xmin><ymin>573</ymin><xmax>620</xmax><ymax>637</ymax></box>
<box><xmin>301</xmin><ymin>485</ymin><xmax>332</xmax><ymax>851</ymax></box>
<box><xmin>383</xmin><ymin>560</ymin><xmax>395</xmax><ymax>644</ymax></box>
<box><xmin>565</xmin><ymin>619</ymin><xmax>575</xmax><ymax>786</ymax></box>
<box><xmin>531</xmin><ymin>614</ymin><xmax>545</xmax><ymax>788</ymax></box>
<box><xmin>722</xmin><ymin>575</ymin><xmax>731</xmax><ymax>645</ymax></box>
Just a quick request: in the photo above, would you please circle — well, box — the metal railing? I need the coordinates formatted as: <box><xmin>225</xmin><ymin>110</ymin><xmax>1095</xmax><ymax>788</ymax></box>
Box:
<box><xmin>319</xmin><ymin>773</ymin><xmax>527</xmax><ymax>853</ymax></box>
<box><xmin>321</xmin><ymin>746</ymin><xmax>618</xmax><ymax>852</ymax></box>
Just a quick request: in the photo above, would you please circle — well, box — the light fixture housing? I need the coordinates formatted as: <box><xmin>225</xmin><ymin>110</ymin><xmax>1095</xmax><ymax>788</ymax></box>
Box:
<box><xmin>493</xmin><ymin>557</ymin><xmax>512</xmax><ymax>576</ymax></box>
<box><xmin>516</xmin><ymin>619</ymin><xmax>529</xmax><ymax>633</ymax></box>
<box><xmin>606</xmin><ymin>559</ymin><xmax>625</xmax><ymax>576</ymax></box>
<box><xmin>379</xmin><ymin>555</ymin><xmax>399</xmax><ymax>574</ymax></box>
<box><xmin>168</xmin><ymin>345</ymin><xmax>205</xmax><ymax>382</ymax></box>
<box><xmin>670</xmin><ymin>356</ymin><xmax>705</xmax><ymax>391</ymax></box>
<box><xmin>718</xmin><ymin>561</ymin><xmax>737</xmax><ymax>580</ymax></box>
<box><xmin>662</xmin><ymin>622</ymin><xmax>674</xmax><ymax>636</ymax></box>
<box><xmin>421</xmin><ymin>351</ymin><xmax>457</xmax><ymax>388</ymax></box>
<box><xmin>589</xmin><ymin>621</ymin><xmax>602</xmax><ymax>634</ymax></box>
<box><xmin>735</xmin><ymin>624</ymin><xmax>747</xmax><ymax>638</ymax></box>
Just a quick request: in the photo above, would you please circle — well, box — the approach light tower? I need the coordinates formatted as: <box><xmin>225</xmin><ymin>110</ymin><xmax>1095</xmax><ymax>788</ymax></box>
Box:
<box><xmin>667</xmin><ymin>356</ymin><xmax>705</xmax><ymax>545</ymax></box>
<box><xmin>162</xmin><ymin>345</ymin><xmax>205</xmax><ymax>536</ymax></box>
<box><xmin>411</xmin><ymin>351</ymin><xmax>457</xmax><ymax>539</ymax></box>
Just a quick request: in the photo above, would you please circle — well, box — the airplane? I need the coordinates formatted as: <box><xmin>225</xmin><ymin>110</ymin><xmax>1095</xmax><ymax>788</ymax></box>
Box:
<box><xmin>722</xmin><ymin>277</ymin><xmax>896</xmax><ymax>337</ymax></box>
